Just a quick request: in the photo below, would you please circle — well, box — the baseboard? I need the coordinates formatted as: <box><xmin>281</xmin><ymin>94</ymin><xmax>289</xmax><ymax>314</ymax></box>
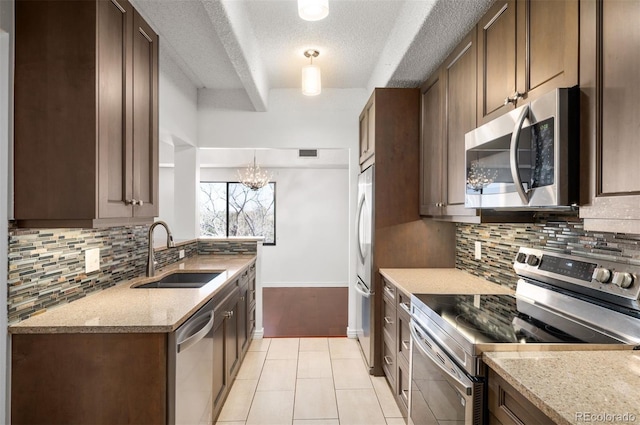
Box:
<box><xmin>261</xmin><ymin>282</ymin><xmax>348</xmax><ymax>288</ymax></box>
<box><xmin>252</xmin><ymin>328</ymin><xmax>264</xmax><ymax>339</ymax></box>
<box><xmin>346</xmin><ymin>327</ymin><xmax>357</xmax><ymax>338</ymax></box>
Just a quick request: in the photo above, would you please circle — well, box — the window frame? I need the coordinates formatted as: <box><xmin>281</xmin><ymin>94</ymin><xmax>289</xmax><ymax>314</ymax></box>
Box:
<box><xmin>199</xmin><ymin>181</ymin><xmax>276</xmax><ymax>246</ymax></box>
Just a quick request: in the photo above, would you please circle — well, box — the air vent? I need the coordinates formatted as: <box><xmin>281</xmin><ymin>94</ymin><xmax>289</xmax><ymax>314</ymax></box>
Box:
<box><xmin>299</xmin><ymin>149</ymin><xmax>318</xmax><ymax>158</ymax></box>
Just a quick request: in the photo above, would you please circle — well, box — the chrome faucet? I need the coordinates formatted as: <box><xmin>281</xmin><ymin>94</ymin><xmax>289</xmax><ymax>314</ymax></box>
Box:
<box><xmin>147</xmin><ymin>221</ymin><xmax>176</xmax><ymax>277</ymax></box>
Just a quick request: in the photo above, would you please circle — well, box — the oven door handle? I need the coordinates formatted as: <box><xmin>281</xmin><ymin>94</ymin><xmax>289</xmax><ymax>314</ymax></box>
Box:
<box><xmin>509</xmin><ymin>104</ymin><xmax>530</xmax><ymax>205</ymax></box>
<box><xmin>410</xmin><ymin>322</ymin><xmax>474</xmax><ymax>396</ymax></box>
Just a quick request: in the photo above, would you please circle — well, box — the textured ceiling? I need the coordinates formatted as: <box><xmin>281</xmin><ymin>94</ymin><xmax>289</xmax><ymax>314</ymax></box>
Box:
<box><xmin>131</xmin><ymin>0</ymin><xmax>495</xmax><ymax>111</ymax></box>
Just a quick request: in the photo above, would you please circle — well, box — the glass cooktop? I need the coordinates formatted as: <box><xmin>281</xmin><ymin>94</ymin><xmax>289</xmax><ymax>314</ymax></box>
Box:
<box><xmin>412</xmin><ymin>293</ymin><xmax>605</xmax><ymax>345</ymax></box>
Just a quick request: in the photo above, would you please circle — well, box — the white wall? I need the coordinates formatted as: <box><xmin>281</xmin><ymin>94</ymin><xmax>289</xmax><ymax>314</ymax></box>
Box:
<box><xmin>200</xmin><ymin>166</ymin><xmax>349</xmax><ymax>287</ymax></box>
<box><xmin>198</xmin><ymin>88</ymin><xmax>367</xmax><ymax>149</ymax></box>
<box><xmin>159</xmin><ymin>47</ymin><xmax>198</xmax><ymax>147</ymax></box>
<box><xmin>0</xmin><ymin>0</ymin><xmax>12</xmax><ymax>420</ymax></box>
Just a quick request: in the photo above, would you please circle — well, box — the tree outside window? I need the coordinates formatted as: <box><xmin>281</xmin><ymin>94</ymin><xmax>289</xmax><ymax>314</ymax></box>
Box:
<box><xmin>199</xmin><ymin>182</ymin><xmax>276</xmax><ymax>245</ymax></box>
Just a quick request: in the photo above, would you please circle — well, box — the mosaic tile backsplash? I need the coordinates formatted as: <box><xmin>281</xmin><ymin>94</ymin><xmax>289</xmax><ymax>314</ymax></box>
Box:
<box><xmin>7</xmin><ymin>225</ymin><xmax>258</xmax><ymax>324</ymax></box>
<box><xmin>456</xmin><ymin>214</ymin><xmax>640</xmax><ymax>290</ymax></box>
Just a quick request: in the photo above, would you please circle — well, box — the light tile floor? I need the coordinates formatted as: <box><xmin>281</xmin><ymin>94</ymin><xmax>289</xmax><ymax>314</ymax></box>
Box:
<box><xmin>216</xmin><ymin>337</ymin><xmax>405</xmax><ymax>425</ymax></box>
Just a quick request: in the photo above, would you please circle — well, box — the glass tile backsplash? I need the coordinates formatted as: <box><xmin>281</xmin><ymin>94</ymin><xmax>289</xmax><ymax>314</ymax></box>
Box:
<box><xmin>456</xmin><ymin>215</ymin><xmax>640</xmax><ymax>290</ymax></box>
<box><xmin>7</xmin><ymin>225</ymin><xmax>257</xmax><ymax>324</ymax></box>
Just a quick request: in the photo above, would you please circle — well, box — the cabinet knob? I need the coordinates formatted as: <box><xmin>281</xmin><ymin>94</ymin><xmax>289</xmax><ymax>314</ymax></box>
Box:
<box><xmin>126</xmin><ymin>199</ymin><xmax>137</xmax><ymax>205</ymax></box>
<box><xmin>224</xmin><ymin>311</ymin><xmax>234</xmax><ymax>319</ymax></box>
<box><xmin>504</xmin><ymin>91</ymin><xmax>525</xmax><ymax>106</ymax></box>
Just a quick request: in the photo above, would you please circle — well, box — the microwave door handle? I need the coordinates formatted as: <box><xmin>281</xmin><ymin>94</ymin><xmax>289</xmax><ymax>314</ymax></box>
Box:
<box><xmin>509</xmin><ymin>105</ymin><xmax>530</xmax><ymax>205</ymax></box>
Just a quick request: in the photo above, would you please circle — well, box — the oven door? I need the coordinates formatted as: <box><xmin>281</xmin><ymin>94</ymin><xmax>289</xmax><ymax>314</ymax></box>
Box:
<box><xmin>409</xmin><ymin>321</ymin><xmax>484</xmax><ymax>425</ymax></box>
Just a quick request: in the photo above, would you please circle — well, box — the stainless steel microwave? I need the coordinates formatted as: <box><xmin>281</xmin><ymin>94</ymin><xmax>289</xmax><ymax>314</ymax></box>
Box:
<box><xmin>465</xmin><ymin>88</ymin><xmax>579</xmax><ymax>209</ymax></box>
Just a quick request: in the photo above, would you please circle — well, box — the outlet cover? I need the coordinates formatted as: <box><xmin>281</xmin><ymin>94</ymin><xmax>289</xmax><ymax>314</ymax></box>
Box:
<box><xmin>85</xmin><ymin>248</ymin><xmax>100</xmax><ymax>273</ymax></box>
<box><xmin>474</xmin><ymin>241</ymin><xmax>482</xmax><ymax>260</ymax></box>
<box><xmin>179</xmin><ymin>249</ymin><xmax>185</xmax><ymax>259</ymax></box>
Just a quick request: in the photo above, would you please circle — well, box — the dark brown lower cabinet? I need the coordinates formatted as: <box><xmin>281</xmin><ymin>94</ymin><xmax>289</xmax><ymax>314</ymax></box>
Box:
<box><xmin>12</xmin><ymin>261</ymin><xmax>257</xmax><ymax>425</ymax></box>
<box><xmin>11</xmin><ymin>333</ymin><xmax>168</xmax><ymax>425</ymax></box>
<box><xmin>488</xmin><ymin>368</ymin><xmax>553</xmax><ymax>425</ymax></box>
<box><xmin>380</xmin><ymin>276</ymin><xmax>411</xmax><ymax>419</ymax></box>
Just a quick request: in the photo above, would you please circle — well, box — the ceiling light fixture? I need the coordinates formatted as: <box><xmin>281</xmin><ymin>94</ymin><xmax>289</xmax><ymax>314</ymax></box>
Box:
<box><xmin>302</xmin><ymin>49</ymin><xmax>321</xmax><ymax>96</ymax></box>
<box><xmin>298</xmin><ymin>0</ymin><xmax>329</xmax><ymax>21</ymax></box>
<box><xmin>238</xmin><ymin>151</ymin><xmax>272</xmax><ymax>190</ymax></box>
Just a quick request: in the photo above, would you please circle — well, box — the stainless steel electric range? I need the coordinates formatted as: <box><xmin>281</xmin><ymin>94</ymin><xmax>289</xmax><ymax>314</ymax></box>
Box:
<box><xmin>409</xmin><ymin>247</ymin><xmax>640</xmax><ymax>425</ymax></box>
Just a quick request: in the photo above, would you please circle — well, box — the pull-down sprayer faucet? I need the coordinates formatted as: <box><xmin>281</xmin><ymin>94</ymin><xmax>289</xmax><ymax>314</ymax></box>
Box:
<box><xmin>147</xmin><ymin>221</ymin><xmax>175</xmax><ymax>277</ymax></box>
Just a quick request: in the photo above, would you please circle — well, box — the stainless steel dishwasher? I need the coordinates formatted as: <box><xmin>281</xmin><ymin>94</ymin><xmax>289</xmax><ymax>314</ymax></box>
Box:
<box><xmin>168</xmin><ymin>298</ymin><xmax>215</xmax><ymax>425</ymax></box>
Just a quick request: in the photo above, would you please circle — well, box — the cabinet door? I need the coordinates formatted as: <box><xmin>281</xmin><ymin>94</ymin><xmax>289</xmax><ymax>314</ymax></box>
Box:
<box><xmin>579</xmin><ymin>0</ymin><xmax>640</xmax><ymax>232</ymax></box>
<box><xmin>359</xmin><ymin>94</ymin><xmax>375</xmax><ymax>167</ymax></box>
<box><xmin>97</xmin><ymin>0</ymin><xmax>134</xmax><ymax>219</ymax></box>
<box><xmin>420</xmin><ymin>73</ymin><xmax>445</xmax><ymax>216</ymax></box>
<box><xmin>516</xmin><ymin>0</ymin><xmax>578</xmax><ymax>104</ymax></box>
<box><xmin>443</xmin><ymin>30</ymin><xmax>478</xmax><ymax>217</ymax></box>
<box><xmin>131</xmin><ymin>10</ymin><xmax>159</xmax><ymax>217</ymax></box>
<box><xmin>238</xmin><ymin>284</ymin><xmax>250</xmax><ymax>356</ymax></box>
<box><xmin>226</xmin><ymin>298</ymin><xmax>240</xmax><ymax>380</ymax></box>
<box><xmin>477</xmin><ymin>0</ymin><xmax>517</xmax><ymax>124</ymax></box>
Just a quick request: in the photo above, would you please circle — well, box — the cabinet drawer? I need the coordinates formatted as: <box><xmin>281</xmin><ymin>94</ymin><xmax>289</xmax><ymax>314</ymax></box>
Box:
<box><xmin>382</xmin><ymin>340</ymin><xmax>396</xmax><ymax>388</ymax></box>
<box><xmin>397</xmin><ymin>290</ymin><xmax>411</xmax><ymax>317</ymax></box>
<box><xmin>488</xmin><ymin>368</ymin><xmax>552</xmax><ymax>425</ymax></box>
<box><xmin>382</xmin><ymin>295</ymin><xmax>396</xmax><ymax>344</ymax></box>
<box><xmin>397</xmin><ymin>312</ymin><xmax>411</xmax><ymax>365</ymax></box>
<box><xmin>397</xmin><ymin>355</ymin><xmax>410</xmax><ymax>417</ymax></box>
<box><xmin>382</xmin><ymin>278</ymin><xmax>396</xmax><ymax>302</ymax></box>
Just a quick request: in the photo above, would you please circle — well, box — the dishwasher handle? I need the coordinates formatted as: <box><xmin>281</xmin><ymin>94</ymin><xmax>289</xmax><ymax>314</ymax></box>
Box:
<box><xmin>177</xmin><ymin>312</ymin><xmax>214</xmax><ymax>353</ymax></box>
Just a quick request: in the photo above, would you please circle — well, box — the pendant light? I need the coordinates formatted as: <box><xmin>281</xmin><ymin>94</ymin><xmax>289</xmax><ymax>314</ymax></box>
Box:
<box><xmin>302</xmin><ymin>49</ymin><xmax>321</xmax><ymax>96</ymax></box>
<box><xmin>238</xmin><ymin>151</ymin><xmax>272</xmax><ymax>190</ymax></box>
<box><xmin>298</xmin><ymin>0</ymin><xmax>329</xmax><ymax>21</ymax></box>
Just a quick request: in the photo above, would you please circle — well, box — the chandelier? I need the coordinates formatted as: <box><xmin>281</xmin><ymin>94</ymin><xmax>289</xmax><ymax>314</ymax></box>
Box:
<box><xmin>238</xmin><ymin>151</ymin><xmax>272</xmax><ymax>190</ymax></box>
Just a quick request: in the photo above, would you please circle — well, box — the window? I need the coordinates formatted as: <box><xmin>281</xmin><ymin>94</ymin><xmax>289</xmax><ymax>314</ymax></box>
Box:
<box><xmin>199</xmin><ymin>182</ymin><xmax>276</xmax><ymax>245</ymax></box>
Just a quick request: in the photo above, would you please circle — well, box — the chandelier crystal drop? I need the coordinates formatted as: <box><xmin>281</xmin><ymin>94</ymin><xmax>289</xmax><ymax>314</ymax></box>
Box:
<box><xmin>238</xmin><ymin>152</ymin><xmax>272</xmax><ymax>191</ymax></box>
<box><xmin>298</xmin><ymin>0</ymin><xmax>329</xmax><ymax>21</ymax></box>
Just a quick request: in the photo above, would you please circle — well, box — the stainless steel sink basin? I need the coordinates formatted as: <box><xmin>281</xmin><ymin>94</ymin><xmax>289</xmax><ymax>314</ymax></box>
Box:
<box><xmin>134</xmin><ymin>272</ymin><xmax>222</xmax><ymax>289</ymax></box>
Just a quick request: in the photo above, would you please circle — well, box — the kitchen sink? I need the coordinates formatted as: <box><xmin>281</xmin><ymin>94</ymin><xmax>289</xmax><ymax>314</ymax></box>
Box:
<box><xmin>133</xmin><ymin>272</ymin><xmax>222</xmax><ymax>289</ymax></box>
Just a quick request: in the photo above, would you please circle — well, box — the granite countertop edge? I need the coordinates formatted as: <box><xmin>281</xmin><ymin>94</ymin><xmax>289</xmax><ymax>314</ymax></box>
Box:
<box><xmin>379</xmin><ymin>267</ymin><xmax>515</xmax><ymax>295</ymax></box>
<box><xmin>483</xmin><ymin>352</ymin><xmax>572</xmax><ymax>425</ymax></box>
<box><xmin>8</xmin><ymin>254</ymin><xmax>257</xmax><ymax>335</ymax></box>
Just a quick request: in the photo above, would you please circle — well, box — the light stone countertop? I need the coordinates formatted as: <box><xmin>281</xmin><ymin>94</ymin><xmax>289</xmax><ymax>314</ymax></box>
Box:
<box><xmin>379</xmin><ymin>268</ymin><xmax>515</xmax><ymax>295</ymax></box>
<box><xmin>8</xmin><ymin>254</ymin><xmax>256</xmax><ymax>334</ymax></box>
<box><xmin>484</xmin><ymin>350</ymin><xmax>640</xmax><ymax>425</ymax></box>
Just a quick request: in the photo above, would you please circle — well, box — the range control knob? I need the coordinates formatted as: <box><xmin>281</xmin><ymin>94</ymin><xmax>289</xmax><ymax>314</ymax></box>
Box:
<box><xmin>592</xmin><ymin>267</ymin><xmax>612</xmax><ymax>284</ymax></box>
<box><xmin>526</xmin><ymin>255</ymin><xmax>540</xmax><ymax>267</ymax></box>
<box><xmin>612</xmin><ymin>272</ymin><xmax>634</xmax><ymax>289</ymax></box>
<box><xmin>516</xmin><ymin>253</ymin><xmax>527</xmax><ymax>263</ymax></box>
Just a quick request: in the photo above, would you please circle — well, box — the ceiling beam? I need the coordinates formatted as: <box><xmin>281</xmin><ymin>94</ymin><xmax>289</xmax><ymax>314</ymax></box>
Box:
<box><xmin>202</xmin><ymin>0</ymin><xmax>269</xmax><ymax>112</ymax></box>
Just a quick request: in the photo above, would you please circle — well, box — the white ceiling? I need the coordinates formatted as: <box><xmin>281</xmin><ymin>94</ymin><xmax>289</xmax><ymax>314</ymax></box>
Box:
<box><xmin>131</xmin><ymin>0</ymin><xmax>494</xmax><ymax>112</ymax></box>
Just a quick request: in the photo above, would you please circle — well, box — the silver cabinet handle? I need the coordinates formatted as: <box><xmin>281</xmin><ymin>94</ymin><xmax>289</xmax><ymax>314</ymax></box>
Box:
<box><xmin>383</xmin><ymin>285</ymin><xmax>394</xmax><ymax>297</ymax></box>
<box><xmin>240</xmin><ymin>296</ymin><xmax>245</xmax><ymax>301</ymax></box>
<box><xmin>402</xmin><ymin>340</ymin><xmax>410</xmax><ymax>350</ymax></box>
<box><xmin>504</xmin><ymin>91</ymin><xmax>524</xmax><ymax>106</ymax></box>
<box><xmin>401</xmin><ymin>389</ymin><xmax>409</xmax><ymax>401</ymax></box>
<box><xmin>224</xmin><ymin>311</ymin><xmax>234</xmax><ymax>319</ymax></box>
<box><xmin>400</xmin><ymin>302</ymin><xmax>411</xmax><ymax>314</ymax></box>
<box><xmin>383</xmin><ymin>356</ymin><xmax>393</xmax><ymax>366</ymax></box>
<box><xmin>384</xmin><ymin>316</ymin><xmax>393</xmax><ymax>325</ymax></box>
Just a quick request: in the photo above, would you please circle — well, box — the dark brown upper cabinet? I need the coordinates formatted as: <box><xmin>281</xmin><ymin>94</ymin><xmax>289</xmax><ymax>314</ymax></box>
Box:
<box><xmin>359</xmin><ymin>95</ymin><xmax>376</xmax><ymax>170</ymax></box>
<box><xmin>14</xmin><ymin>0</ymin><xmax>159</xmax><ymax>228</ymax></box>
<box><xmin>477</xmin><ymin>0</ymin><xmax>578</xmax><ymax>125</ymax></box>
<box><xmin>420</xmin><ymin>29</ymin><xmax>479</xmax><ymax>221</ymax></box>
<box><xmin>579</xmin><ymin>0</ymin><xmax>640</xmax><ymax>233</ymax></box>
